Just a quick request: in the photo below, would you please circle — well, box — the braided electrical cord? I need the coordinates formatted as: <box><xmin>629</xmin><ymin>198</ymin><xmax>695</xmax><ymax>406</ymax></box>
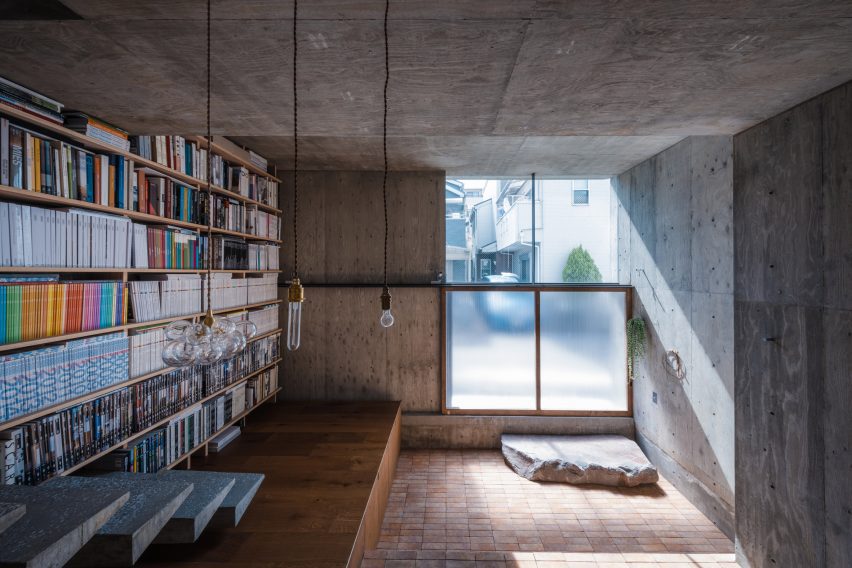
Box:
<box><xmin>382</xmin><ymin>0</ymin><xmax>389</xmax><ymax>288</ymax></box>
<box><xmin>292</xmin><ymin>0</ymin><xmax>299</xmax><ymax>279</ymax></box>
<box><xmin>206</xmin><ymin>0</ymin><xmax>213</xmax><ymax>313</ymax></box>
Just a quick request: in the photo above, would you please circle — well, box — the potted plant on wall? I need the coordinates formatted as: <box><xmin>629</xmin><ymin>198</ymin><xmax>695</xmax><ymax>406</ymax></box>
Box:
<box><xmin>627</xmin><ymin>317</ymin><xmax>647</xmax><ymax>383</ymax></box>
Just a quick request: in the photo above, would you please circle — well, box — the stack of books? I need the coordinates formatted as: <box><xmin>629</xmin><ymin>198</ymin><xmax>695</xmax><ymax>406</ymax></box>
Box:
<box><xmin>244</xmin><ymin>305</ymin><xmax>279</xmax><ymax>336</ymax></box>
<box><xmin>0</xmin><ymin>76</ymin><xmax>63</xmax><ymax>125</ymax></box>
<box><xmin>0</xmin><ymin>276</ymin><xmax>127</xmax><ymax>344</ymax></box>
<box><xmin>63</xmin><ymin>112</ymin><xmax>130</xmax><ymax>152</ymax></box>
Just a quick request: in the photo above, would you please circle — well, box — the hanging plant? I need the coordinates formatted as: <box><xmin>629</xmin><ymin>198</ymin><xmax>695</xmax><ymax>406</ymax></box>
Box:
<box><xmin>626</xmin><ymin>317</ymin><xmax>647</xmax><ymax>382</ymax></box>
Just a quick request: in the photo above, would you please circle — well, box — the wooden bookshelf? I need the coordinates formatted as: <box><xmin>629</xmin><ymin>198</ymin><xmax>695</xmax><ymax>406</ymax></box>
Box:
<box><xmin>0</xmin><ymin>102</ymin><xmax>285</xmax><ymax>487</ymax></box>
<box><xmin>0</xmin><ymin>299</ymin><xmax>282</xmax><ymax>354</ymax></box>
<box><xmin>0</xmin><ymin>329</ymin><xmax>282</xmax><ymax>431</ymax></box>
<box><xmin>0</xmin><ymin>104</ymin><xmax>281</xmax><ymax>213</ymax></box>
<box><xmin>59</xmin><ymin>359</ymin><xmax>282</xmax><ymax>477</ymax></box>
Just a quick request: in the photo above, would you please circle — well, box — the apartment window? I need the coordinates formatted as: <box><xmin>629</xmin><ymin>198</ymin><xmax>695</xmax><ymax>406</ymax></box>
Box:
<box><xmin>443</xmin><ymin>287</ymin><xmax>630</xmax><ymax>414</ymax></box>
<box><xmin>444</xmin><ymin>178</ymin><xmax>617</xmax><ymax>284</ymax></box>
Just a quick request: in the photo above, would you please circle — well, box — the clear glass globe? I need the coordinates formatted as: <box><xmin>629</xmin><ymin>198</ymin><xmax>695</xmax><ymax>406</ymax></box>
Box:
<box><xmin>380</xmin><ymin>309</ymin><xmax>395</xmax><ymax>328</ymax></box>
<box><xmin>162</xmin><ymin>340</ymin><xmax>200</xmax><ymax>367</ymax></box>
<box><xmin>165</xmin><ymin>320</ymin><xmax>192</xmax><ymax>341</ymax></box>
<box><xmin>222</xmin><ymin>331</ymin><xmax>246</xmax><ymax>357</ymax></box>
<box><xmin>236</xmin><ymin>320</ymin><xmax>258</xmax><ymax>339</ymax></box>
<box><xmin>184</xmin><ymin>323</ymin><xmax>213</xmax><ymax>345</ymax></box>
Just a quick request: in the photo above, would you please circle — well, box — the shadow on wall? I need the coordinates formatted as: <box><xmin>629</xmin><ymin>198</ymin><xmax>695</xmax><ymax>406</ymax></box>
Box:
<box><xmin>614</xmin><ymin>136</ymin><xmax>735</xmax><ymax>536</ymax></box>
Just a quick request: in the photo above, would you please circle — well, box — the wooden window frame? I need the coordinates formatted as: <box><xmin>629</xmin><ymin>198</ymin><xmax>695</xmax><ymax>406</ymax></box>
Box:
<box><xmin>440</xmin><ymin>284</ymin><xmax>633</xmax><ymax>417</ymax></box>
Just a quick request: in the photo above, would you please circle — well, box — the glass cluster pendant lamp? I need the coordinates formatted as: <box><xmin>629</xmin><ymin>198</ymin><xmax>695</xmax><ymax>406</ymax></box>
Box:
<box><xmin>162</xmin><ymin>310</ymin><xmax>257</xmax><ymax>367</ymax></box>
<box><xmin>287</xmin><ymin>278</ymin><xmax>304</xmax><ymax>350</ymax></box>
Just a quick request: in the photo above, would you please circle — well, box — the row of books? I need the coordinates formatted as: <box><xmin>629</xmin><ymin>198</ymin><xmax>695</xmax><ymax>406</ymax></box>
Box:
<box><xmin>0</xmin><ymin>76</ymin><xmax>63</xmax><ymax>125</ymax></box>
<box><xmin>123</xmin><ymin>362</ymin><xmax>279</xmax><ymax>474</ymax></box>
<box><xmin>248</xmin><ymin>207</ymin><xmax>280</xmax><ymax>241</ymax></box>
<box><xmin>212</xmin><ymin>236</ymin><xmax>279</xmax><ymax>271</ymax></box>
<box><xmin>127</xmin><ymin>306</ymin><xmax>279</xmax><ymax>379</ymax></box>
<box><xmin>246</xmin><ymin>305</ymin><xmax>280</xmax><ymax>336</ymax></box>
<box><xmin>1</xmin><ymin>202</ymin><xmax>134</xmax><ymax>269</ymax></box>
<box><xmin>0</xmin><ymin>277</ymin><xmax>127</xmax><ymax>345</ymax></box>
<box><xmin>202</xmin><ymin>273</ymin><xmax>279</xmax><ymax>311</ymax></box>
<box><xmin>0</xmin><ymin>332</ymin><xmax>128</xmax><ymax>423</ymax></box>
<box><xmin>1</xmin><ymin>118</ymin><xmax>137</xmax><ymax>206</ymax></box>
<box><xmin>132</xmin><ymin>366</ymin><xmax>203</xmax><ymax>430</ymax></box>
<box><xmin>128</xmin><ymin>275</ymin><xmax>202</xmax><ymax>323</ymax></box>
<box><xmin>129</xmin><ymin>135</ymin><xmax>278</xmax><ymax>207</ymax></box>
<box><xmin>1</xmin><ymin>121</ymin><xmax>277</xmax><ymax>231</ymax></box>
<box><xmin>2</xmin><ymin>387</ymin><xmax>133</xmax><ymax>484</ymax></box>
<box><xmin>1</xmin><ymin>335</ymin><xmax>280</xmax><ymax>484</ymax></box>
<box><xmin>134</xmin><ymin>224</ymin><xmax>208</xmax><ymax>270</ymax></box>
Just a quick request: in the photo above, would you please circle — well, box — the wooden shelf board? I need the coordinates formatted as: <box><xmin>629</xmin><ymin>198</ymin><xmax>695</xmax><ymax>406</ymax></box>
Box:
<box><xmin>59</xmin><ymin>359</ymin><xmax>281</xmax><ymax>478</ymax></box>
<box><xmin>0</xmin><ymin>329</ymin><xmax>282</xmax><ymax>431</ymax></box>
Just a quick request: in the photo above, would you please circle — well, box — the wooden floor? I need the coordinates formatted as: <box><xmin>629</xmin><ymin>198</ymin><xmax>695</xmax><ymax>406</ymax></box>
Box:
<box><xmin>138</xmin><ymin>400</ymin><xmax>402</xmax><ymax>568</ymax></box>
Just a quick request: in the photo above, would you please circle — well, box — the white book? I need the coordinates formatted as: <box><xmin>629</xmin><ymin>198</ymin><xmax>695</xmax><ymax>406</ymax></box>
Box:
<box><xmin>58</xmin><ymin>210</ymin><xmax>67</xmax><ymax>267</ymax></box>
<box><xmin>0</xmin><ymin>202</ymin><xmax>9</xmax><ymax>266</ymax></box>
<box><xmin>30</xmin><ymin>206</ymin><xmax>43</xmax><ymax>266</ymax></box>
<box><xmin>69</xmin><ymin>211</ymin><xmax>77</xmax><ymax>267</ymax></box>
<box><xmin>8</xmin><ymin>203</ymin><xmax>23</xmax><ymax>266</ymax></box>
<box><xmin>21</xmin><ymin>205</ymin><xmax>33</xmax><ymax>266</ymax></box>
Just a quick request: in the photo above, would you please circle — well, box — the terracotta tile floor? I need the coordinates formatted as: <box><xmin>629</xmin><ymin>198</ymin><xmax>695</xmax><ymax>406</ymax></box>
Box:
<box><xmin>363</xmin><ymin>450</ymin><xmax>736</xmax><ymax>568</ymax></box>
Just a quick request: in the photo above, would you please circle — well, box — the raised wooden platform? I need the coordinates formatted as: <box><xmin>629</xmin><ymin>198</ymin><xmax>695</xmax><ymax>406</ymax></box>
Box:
<box><xmin>137</xmin><ymin>400</ymin><xmax>402</xmax><ymax>568</ymax></box>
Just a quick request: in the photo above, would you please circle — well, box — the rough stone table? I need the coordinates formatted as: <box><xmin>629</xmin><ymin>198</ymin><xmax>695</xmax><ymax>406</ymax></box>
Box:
<box><xmin>0</xmin><ymin>485</ymin><xmax>129</xmax><ymax>568</ymax></box>
<box><xmin>501</xmin><ymin>434</ymin><xmax>659</xmax><ymax>487</ymax></box>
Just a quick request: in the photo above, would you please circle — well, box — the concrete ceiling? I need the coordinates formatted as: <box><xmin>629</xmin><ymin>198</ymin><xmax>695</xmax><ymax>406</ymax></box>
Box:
<box><xmin>1</xmin><ymin>1</ymin><xmax>851</xmax><ymax>175</ymax></box>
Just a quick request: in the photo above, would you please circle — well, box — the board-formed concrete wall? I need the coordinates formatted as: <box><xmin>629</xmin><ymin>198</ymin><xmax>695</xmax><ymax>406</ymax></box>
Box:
<box><xmin>614</xmin><ymin>136</ymin><xmax>736</xmax><ymax>538</ymax></box>
<box><xmin>733</xmin><ymin>81</ymin><xmax>852</xmax><ymax>568</ymax></box>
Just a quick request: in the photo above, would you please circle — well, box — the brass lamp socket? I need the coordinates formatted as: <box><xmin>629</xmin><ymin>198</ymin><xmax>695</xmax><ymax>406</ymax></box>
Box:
<box><xmin>288</xmin><ymin>278</ymin><xmax>305</xmax><ymax>303</ymax></box>
<box><xmin>381</xmin><ymin>286</ymin><xmax>392</xmax><ymax>310</ymax></box>
<box><xmin>202</xmin><ymin>309</ymin><xmax>216</xmax><ymax>328</ymax></box>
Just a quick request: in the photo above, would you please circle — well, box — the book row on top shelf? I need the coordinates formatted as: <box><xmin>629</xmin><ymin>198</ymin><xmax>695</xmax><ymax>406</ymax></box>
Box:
<box><xmin>0</xmin><ymin>116</ymin><xmax>281</xmax><ymax>237</ymax></box>
<box><xmin>0</xmin><ymin>88</ymin><xmax>280</xmax><ymax>207</ymax></box>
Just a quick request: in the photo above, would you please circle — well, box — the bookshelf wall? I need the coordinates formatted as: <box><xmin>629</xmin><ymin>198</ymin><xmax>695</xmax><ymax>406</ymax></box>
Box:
<box><xmin>0</xmin><ymin>102</ymin><xmax>284</xmax><ymax>485</ymax></box>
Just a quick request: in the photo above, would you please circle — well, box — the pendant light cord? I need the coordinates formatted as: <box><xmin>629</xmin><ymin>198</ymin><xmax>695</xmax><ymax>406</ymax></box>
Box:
<box><xmin>206</xmin><ymin>0</ymin><xmax>213</xmax><ymax>313</ymax></box>
<box><xmin>382</xmin><ymin>0</ymin><xmax>389</xmax><ymax>288</ymax></box>
<box><xmin>292</xmin><ymin>0</ymin><xmax>299</xmax><ymax>279</ymax></box>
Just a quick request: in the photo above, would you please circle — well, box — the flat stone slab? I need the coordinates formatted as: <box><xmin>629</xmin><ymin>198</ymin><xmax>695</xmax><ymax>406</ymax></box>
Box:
<box><xmin>0</xmin><ymin>485</ymin><xmax>129</xmax><ymax>568</ymax></box>
<box><xmin>0</xmin><ymin>503</ymin><xmax>25</xmax><ymax>535</ymax></box>
<box><xmin>501</xmin><ymin>434</ymin><xmax>659</xmax><ymax>487</ymax></box>
<box><xmin>209</xmin><ymin>472</ymin><xmax>264</xmax><ymax>529</ymax></box>
<box><xmin>151</xmin><ymin>471</ymin><xmax>235</xmax><ymax>544</ymax></box>
<box><xmin>47</xmin><ymin>474</ymin><xmax>193</xmax><ymax>567</ymax></box>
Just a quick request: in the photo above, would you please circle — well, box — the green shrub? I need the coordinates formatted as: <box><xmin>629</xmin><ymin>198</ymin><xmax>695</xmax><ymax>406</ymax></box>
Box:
<box><xmin>562</xmin><ymin>245</ymin><xmax>602</xmax><ymax>283</ymax></box>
